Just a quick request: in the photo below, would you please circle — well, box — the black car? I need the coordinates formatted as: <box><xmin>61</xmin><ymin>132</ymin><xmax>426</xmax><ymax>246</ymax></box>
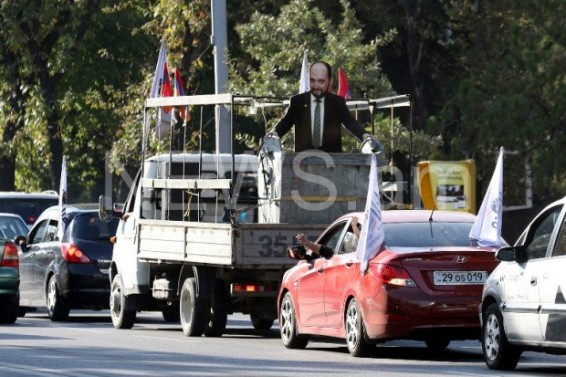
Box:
<box><xmin>18</xmin><ymin>206</ymin><xmax>119</xmax><ymax>321</ymax></box>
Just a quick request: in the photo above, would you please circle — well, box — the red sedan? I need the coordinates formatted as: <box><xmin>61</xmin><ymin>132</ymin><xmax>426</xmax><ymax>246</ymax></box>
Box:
<box><xmin>278</xmin><ymin>210</ymin><xmax>500</xmax><ymax>357</ymax></box>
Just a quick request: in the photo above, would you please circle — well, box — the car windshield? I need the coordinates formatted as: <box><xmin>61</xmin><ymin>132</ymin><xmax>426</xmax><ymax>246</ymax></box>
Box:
<box><xmin>384</xmin><ymin>222</ymin><xmax>473</xmax><ymax>247</ymax></box>
<box><xmin>0</xmin><ymin>216</ymin><xmax>29</xmax><ymax>239</ymax></box>
<box><xmin>73</xmin><ymin>213</ymin><xmax>119</xmax><ymax>241</ymax></box>
<box><xmin>0</xmin><ymin>198</ymin><xmax>58</xmax><ymax>226</ymax></box>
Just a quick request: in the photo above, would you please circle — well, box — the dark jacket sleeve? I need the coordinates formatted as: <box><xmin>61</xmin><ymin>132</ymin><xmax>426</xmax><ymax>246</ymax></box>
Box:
<box><xmin>337</xmin><ymin>96</ymin><xmax>366</xmax><ymax>141</ymax></box>
<box><xmin>274</xmin><ymin>95</ymin><xmax>298</xmax><ymax>137</ymax></box>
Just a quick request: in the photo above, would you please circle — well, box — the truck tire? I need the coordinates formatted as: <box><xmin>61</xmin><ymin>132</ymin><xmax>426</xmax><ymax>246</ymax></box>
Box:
<box><xmin>180</xmin><ymin>277</ymin><xmax>207</xmax><ymax>337</ymax></box>
<box><xmin>110</xmin><ymin>274</ymin><xmax>136</xmax><ymax>329</ymax></box>
<box><xmin>47</xmin><ymin>275</ymin><xmax>69</xmax><ymax>322</ymax></box>
<box><xmin>204</xmin><ymin>280</ymin><xmax>228</xmax><ymax>337</ymax></box>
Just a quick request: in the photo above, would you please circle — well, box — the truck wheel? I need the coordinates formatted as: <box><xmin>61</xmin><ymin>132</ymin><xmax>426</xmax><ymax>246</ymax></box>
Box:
<box><xmin>346</xmin><ymin>298</ymin><xmax>373</xmax><ymax>357</ymax></box>
<box><xmin>279</xmin><ymin>293</ymin><xmax>308</xmax><ymax>349</ymax></box>
<box><xmin>0</xmin><ymin>291</ymin><xmax>19</xmax><ymax>324</ymax></box>
<box><xmin>482</xmin><ymin>303</ymin><xmax>522</xmax><ymax>370</ymax></box>
<box><xmin>250</xmin><ymin>313</ymin><xmax>274</xmax><ymax>331</ymax></box>
<box><xmin>180</xmin><ymin>277</ymin><xmax>207</xmax><ymax>337</ymax></box>
<box><xmin>47</xmin><ymin>275</ymin><xmax>69</xmax><ymax>322</ymax></box>
<box><xmin>110</xmin><ymin>274</ymin><xmax>136</xmax><ymax>329</ymax></box>
<box><xmin>204</xmin><ymin>280</ymin><xmax>228</xmax><ymax>337</ymax></box>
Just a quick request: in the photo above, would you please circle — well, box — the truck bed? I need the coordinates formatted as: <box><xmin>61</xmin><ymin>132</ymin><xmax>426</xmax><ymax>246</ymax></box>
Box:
<box><xmin>136</xmin><ymin>219</ymin><xmax>327</xmax><ymax>269</ymax></box>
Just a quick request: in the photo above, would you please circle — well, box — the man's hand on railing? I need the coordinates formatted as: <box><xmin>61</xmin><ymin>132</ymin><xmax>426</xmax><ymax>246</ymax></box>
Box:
<box><xmin>363</xmin><ymin>133</ymin><xmax>384</xmax><ymax>155</ymax></box>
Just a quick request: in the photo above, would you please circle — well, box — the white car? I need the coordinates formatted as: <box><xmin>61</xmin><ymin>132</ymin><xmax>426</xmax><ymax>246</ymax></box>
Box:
<box><xmin>479</xmin><ymin>196</ymin><xmax>566</xmax><ymax>370</ymax></box>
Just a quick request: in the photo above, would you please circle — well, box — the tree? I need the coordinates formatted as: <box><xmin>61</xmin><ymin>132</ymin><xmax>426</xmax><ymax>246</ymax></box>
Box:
<box><xmin>439</xmin><ymin>0</ymin><xmax>565</xmax><ymax>201</ymax></box>
<box><xmin>228</xmin><ymin>0</ymin><xmax>396</xmax><ymax>150</ymax></box>
<box><xmin>0</xmin><ymin>1</ymin><xmax>152</xmax><ymax>200</ymax></box>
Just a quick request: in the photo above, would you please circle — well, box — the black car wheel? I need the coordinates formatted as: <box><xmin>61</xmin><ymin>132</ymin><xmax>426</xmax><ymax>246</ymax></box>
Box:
<box><xmin>251</xmin><ymin>313</ymin><xmax>274</xmax><ymax>331</ymax></box>
<box><xmin>279</xmin><ymin>292</ymin><xmax>308</xmax><ymax>349</ymax></box>
<box><xmin>47</xmin><ymin>275</ymin><xmax>69</xmax><ymax>321</ymax></box>
<box><xmin>425</xmin><ymin>337</ymin><xmax>450</xmax><ymax>350</ymax></box>
<box><xmin>110</xmin><ymin>274</ymin><xmax>136</xmax><ymax>329</ymax></box>
<box><xmin>345</xmin><ymin>298</ymin><xmax>373</xmax><ymax>357</ymax></box>
<box><xmin>482</xmin><ymin>303</ymin><xmax>522</xmax><ymax>370</ymax></box>
<box><xmin>180</xmin><ymin>277</ymin><xmax>207</xmax><ymax>337</ymax></box>
<box><xmin>204</xmin><ymin>280</ymin><xmax>228</xmax><ymax>337</ymax></box>
<box><xmin>0</xmin><ymin>291</ymin><xmax>19</xmax><ymax>324</ymax></box>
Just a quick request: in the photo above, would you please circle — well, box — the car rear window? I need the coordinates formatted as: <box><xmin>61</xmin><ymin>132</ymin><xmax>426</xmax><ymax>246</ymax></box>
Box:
<box><xmin>0</xmin><ymin>216</ymin><xmax>29</xmax><ymax>239</ymax></box>
<box><xmin>73</xmin><ymin>213</ymin><xmax>119</xmax><ymax>241</ymax></box>
<box><xmin>384</xmin><ymin>222</ymin><xmax>474</xmax><ymax>247</ymax></box>
<box><xmin>0</xmin><ymin>198</ymin><xmax>58</xmax><ymax>226</ymax></box>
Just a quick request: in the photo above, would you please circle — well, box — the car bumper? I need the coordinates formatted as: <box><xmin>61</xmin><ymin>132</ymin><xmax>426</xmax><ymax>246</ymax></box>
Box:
<box><xmin>57</xmin><ymin>264</ymin><xmax>110</xmax><ymax>307</ymax></box>
<box><xmin>0</xmin><ymin>267</ymin><xmax>19</xmax><ymax>295</ymax></box>
<box><xmin>363</xmin><ymin>287</ymin><xmax>482</xmax><ymax>340</ymax></box>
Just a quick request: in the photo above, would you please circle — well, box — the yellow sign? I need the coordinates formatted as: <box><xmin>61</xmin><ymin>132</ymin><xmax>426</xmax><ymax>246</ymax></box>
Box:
<box><xmin>417</xmin><ymin>160</ymin><xmax>476</xmax><ymax>214</ymax></box>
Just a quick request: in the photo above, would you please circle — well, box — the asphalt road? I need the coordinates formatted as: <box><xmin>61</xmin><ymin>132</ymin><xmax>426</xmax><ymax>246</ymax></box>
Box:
<box><xmin>1</xmin><ymin>310</ymin><xmax>565</xmax><ymax>377</ymax></box>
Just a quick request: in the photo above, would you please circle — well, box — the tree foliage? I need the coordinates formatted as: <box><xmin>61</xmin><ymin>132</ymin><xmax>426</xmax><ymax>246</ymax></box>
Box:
<box><xmin>0</xmin><ymin>0</ymin><xmax>563</xmax><ymax>204</ymax></box>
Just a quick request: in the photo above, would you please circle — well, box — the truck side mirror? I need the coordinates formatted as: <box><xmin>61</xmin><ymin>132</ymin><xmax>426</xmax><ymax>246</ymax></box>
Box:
<box><xmin>98</xmin><ymin>195</ymin><xmax>113</xmax><ymax>222</ymax></box>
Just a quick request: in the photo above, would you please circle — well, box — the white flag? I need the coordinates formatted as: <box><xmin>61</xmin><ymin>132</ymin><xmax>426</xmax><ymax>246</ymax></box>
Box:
<box><xmin>149</xmin><ymin>40</ymin><xmax>172</xmax><ymax>138</ymax></box>
<box><xmin>469</xmin><ymin>147</ymin><xmax>504</xmax><ymax>247</ymax></box>
<box><xmin>299</xmin><ymin>51</ymin><xmax>310</xmax><ymax>94</ymax></box>
<box><xmin>356</xmin><ymin>154</ymin><xmax>385</xmax><ymax>274</ymax></box>
<box><xmin>57</xmin><ymin>156</ymin><xmax>68</xmax><ymax>241</ymax></box>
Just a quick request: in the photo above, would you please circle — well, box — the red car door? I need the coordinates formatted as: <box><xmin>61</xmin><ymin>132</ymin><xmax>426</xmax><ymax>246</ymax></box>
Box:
<box><xmin>296</xmin><ymin>257</ymin><xmax>327</xmax><ymax>327</ymax></box>
<box><xmin>296</xmin><ymin>221</ymin><xmax>349</xmax><ymax>328</ymax></box>
<box><xmin>324</xmin><ymin>251</ymin><xmax>358</xmax><ymax>328</ymax></box>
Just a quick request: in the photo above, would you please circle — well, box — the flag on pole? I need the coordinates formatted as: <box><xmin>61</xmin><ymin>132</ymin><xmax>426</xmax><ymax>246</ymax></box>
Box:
<box><xmin>299</xmin><ymin>51</ymin><xmax>310</xmax><ymax>94</ymax></box>
<box><xmin>57</xmin><ymin>156</ymin><xmax>68</xmax><ymax>241</ymax></box>
<box><xmin>337</xmin><ymin>68</ymin><xmax>351</xmax><ymax>99</ymax></box>
<box><xmin>469</xmin><ymin>147</ymin><xmax>505</xmax><ymax>247</ymax></box>
<box><xmin>356</xmin><ymin>154</ymin><xmax>385</xmax><ymax>274</ymax></box>
<box><xmin>150</xmin><ymin>40</ymin><xmax>173</xmax><ymax>138</ymax></box>
<box><xmin>173</xmin><ymin>67</ymin><xmax>190</xmax><ymax>125</ymax></box>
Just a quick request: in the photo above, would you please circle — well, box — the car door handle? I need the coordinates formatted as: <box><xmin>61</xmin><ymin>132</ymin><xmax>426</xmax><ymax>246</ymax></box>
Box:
<box><xmin>530</xmin><ymin>276</ymin><xmax>537</xmax><ymax>286</ymax></box>
<box><xmin>345</xmin><ymin>261</ymin><xmax>354</xmax><ymax>267</ymax></box>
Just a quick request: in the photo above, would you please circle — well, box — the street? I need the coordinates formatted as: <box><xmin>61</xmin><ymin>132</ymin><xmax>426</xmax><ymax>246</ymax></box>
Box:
<box><xmin>1</xmin><ymin>310</ymin><xmax>565</xmax><ymax>377</ymax></box>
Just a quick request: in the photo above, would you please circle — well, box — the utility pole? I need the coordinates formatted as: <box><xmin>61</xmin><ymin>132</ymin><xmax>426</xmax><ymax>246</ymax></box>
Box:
<box><xmin>211</xmin><ymin>0</ymin><xmax>230</xmax><ymax>154</ymax></box>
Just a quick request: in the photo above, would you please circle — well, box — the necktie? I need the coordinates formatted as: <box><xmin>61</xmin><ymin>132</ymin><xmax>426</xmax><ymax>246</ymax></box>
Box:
<box><xmin>313</xmin><ymin>99</ymin><xmax>321</xmax><ymax>148</ymax></box>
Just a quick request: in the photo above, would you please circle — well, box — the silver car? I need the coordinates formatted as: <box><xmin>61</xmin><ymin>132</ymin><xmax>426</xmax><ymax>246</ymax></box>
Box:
<box><xmin>479</xmin><ymin>196</ymin><xmax>566</xmax><ymax>370</ymax></box>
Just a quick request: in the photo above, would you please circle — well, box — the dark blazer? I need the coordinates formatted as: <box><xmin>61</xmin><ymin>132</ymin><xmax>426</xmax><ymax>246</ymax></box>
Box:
<box><xmin>274</xmin><ymin>92</ymin><xmax>366</xmax><ymax>153</ymax></box>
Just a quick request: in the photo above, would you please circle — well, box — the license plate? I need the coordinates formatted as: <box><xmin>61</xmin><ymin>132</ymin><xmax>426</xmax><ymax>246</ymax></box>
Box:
<box><xmin>433</xmin><ymin>271</ymin><xmax>487</xmax><ymax>285</ymax></box>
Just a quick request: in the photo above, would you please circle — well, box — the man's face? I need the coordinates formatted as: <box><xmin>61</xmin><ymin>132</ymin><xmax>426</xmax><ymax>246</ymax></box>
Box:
<box><xmin>309</xmin><ymin>63</ymin><xmax>331</xmax><ymax>98</ymax></box>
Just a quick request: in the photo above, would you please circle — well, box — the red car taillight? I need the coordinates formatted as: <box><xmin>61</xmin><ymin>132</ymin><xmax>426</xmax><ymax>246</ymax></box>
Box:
<box><xmin>370</xmin><ymin>263</ymin><xmax>416</xmax><ymax>287</ymax></box>
<box><xmin>61</xmin><ymin>243</ymin><xmax>91</xmax><ymax>263</ymax></box>
<box><xmin>1</xmin><ymin>242</ymin><xmax>19</xmax><ymax>268</ymax></box>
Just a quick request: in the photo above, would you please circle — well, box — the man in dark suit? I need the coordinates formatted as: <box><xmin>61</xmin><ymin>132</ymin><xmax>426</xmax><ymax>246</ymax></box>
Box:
<box><xmin>270</xmin><ymin>60</ymin><xmax>379</xmax><ymax>153</ymax></box>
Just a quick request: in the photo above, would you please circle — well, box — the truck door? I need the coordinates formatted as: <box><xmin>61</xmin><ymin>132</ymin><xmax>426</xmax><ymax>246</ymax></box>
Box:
<box><xmin>113</xmin><ymin>171</ymin><xmax>149</xmax><ymax>292</ymax></box>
